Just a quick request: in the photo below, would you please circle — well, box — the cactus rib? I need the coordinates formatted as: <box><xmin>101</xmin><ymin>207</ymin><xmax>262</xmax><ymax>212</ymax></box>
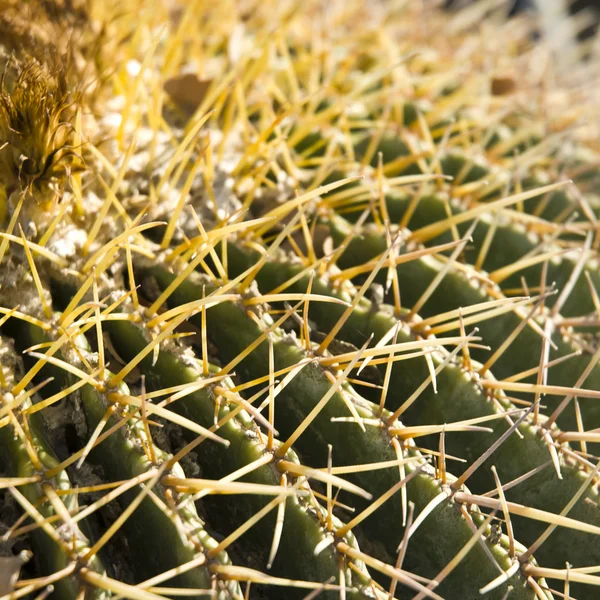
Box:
<box><xmin>139</xmin><ymin>260</ymin><xmax>547</xmax><ymax>600</ymax></box>
<box><xmin>0</xmin><ymin>336</ymin><xmax>108</xmax><ymax>599</ymax></box>
<box><xmin>220</xmin><ymin>238</ymin><xmax>600</xmax><ymax>582</ymax></box>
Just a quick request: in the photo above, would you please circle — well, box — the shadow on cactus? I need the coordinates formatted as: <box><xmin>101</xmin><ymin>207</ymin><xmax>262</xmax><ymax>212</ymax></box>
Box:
<box><xmin>0</xmin><ymin>1</ymin><xmax>600</xmax><ymax>600</ymax></box>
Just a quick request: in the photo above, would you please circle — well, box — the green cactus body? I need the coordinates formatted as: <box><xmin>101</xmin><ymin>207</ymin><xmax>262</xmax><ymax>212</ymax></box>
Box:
<box><xmin>2</xmin><ymin>1</ymin><xmax>600</xmax><ymax>598</ymax></box>
<box><xmin>141</xmin><ymin>262</ymin><xmax>544</xmax><ymax>600</ymax></box>
<box><xmin>11</xmin><ymin>321</ymin><xmax>242</xmax><ymax>599</ymax></box>
<box><xmin>0</xmin><ymin>337</ymin><xmax>108</xmax><ymax>600</ymax></box>
<box><xmin>378</xmin><ymin>191</ymin><xmax>600</xmax><ymax>319</ymax></box>
<box><xmin>325</xmin><ymin>213</ymin><xmax>600</xmax><ymax>437</ymax></box>
<box><xmin>220</xmin><ymin>239</ymin><xmax>600</xmax><ymax>579</ymax></box>
<box><xmin>303</xmin><ymin>129</ymin><xmax>599</xmax><ymax>320</ymax></box>
<box><xmin>102</xmin><ymin>315</ymin><xmax>376</xmax><ymax>599</ymax></box>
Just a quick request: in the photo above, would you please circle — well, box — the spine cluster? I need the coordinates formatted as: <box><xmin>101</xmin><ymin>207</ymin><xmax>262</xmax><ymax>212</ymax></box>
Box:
<box><xmin>0</xmin><ymin>1</ymin><xmax>599</xmax><ymax>599</ymax></box>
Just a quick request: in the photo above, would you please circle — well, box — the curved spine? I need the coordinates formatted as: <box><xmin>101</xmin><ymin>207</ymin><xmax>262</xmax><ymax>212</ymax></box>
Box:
<box><xmin>0</xmin><ymin>336</ymin><xmax>108</xmax><ymax>600</ymax></box>
<box><xmin>139</xmin><ymin>260</ymin><xmax>549</xmax><ymax>600</ymax></box>
<box><xmin>8</xmin><ymin>319</ymin><xmax>242</xmax><ymax>600</ymax></box>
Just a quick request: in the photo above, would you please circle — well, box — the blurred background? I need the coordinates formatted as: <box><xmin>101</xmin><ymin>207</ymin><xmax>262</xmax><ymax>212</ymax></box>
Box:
<box><xmin>446</xmin><ymin>0</ymin><xmax>600</xmax><ymax>14</ymax></box>
<box><xmin>445</xmin><ymin>0</ymin><xmax>600</xmax><ymax>57</ymax></box>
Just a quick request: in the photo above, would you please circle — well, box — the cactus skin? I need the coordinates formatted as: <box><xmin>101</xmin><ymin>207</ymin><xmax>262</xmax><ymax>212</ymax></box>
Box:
<box><xmin>0</xmin><ymin>338</ymin><xmax>109</xmax><ymax>600</ymax></box>
<box><xmin>11</xmin><ymin>319</ymin><xmax>243</xmax><ymax>600</ymax></box>
<box><xmin>329</xmin><ymin>189</ymin><xmax>587</xmax><ymax>314</ymax></box>
<box><xmin>103</xmin><ymin>315</ymin><xmax>376</xmax><ymax>599</ymax></box>
<box><xmin>377</xmin><ymin>191</ymin><xmax>600</xmax><ymax>319</ymax></box>
<box><xmin>222</xmin><ymin>240</ymin><xmax>600</xmax><ymax>574</ymax></box>
<box><xmin>1</xmin><ymin>0</ymin><xmax>600</xmax><ymax>599</ymax></box>
<box><xmin>325</xmin><ymin>213</ymin><xmax>600</xmax><ymax>440</ymax></box>
<box><xmin>140</xmin><ymin>262</ymin><xmax>541</xmax><ymax>600</ymax></box>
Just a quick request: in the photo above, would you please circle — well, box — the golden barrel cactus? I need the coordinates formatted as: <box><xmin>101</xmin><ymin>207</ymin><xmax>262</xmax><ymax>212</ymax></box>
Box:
<box><xmin>0</xmin><ymin>1</ymin><xmax>599</xmax><ymax>599</ymax></box>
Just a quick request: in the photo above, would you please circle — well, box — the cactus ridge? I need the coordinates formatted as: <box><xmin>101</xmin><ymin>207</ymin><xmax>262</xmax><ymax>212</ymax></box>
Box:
<box><xmin>219</xmin><ymin>238</ymin><xmax>600</xmax><ymax>576</ymax></box>
<box><xmin>140</xmin><ymin>260</ymin><xmax>539</xmax><ymax>600</ymax></box>
<box><xmin>0</xmin><ymin>336</ymin><xmax>109</xmax><ymax>599</ymax></box>
<box><xmin>318</xmin><ymin>212</ymin><xmax>599</xmax><ymax>436</ymax></box>
<box><xmin>1</xmin><ymin>1</ymin><xmax>600</xmax><ymax>599</ymax></box>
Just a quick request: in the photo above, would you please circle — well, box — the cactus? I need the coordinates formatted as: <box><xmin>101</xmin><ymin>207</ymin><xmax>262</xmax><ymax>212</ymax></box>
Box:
<box><xmin>1</xmin><ymin>1</ymin><xmax>600</xmax><ymax>599</ymax></box>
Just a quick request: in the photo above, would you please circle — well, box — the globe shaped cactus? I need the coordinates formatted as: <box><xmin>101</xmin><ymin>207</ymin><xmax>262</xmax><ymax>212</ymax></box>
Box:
<box><xmin>0</xmin><ymin>1</ymin><xmax>599</xmax><ymax>599</ymax></box>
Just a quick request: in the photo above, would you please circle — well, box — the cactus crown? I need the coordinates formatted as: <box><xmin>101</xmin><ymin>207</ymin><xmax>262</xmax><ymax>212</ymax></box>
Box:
<box><xmin>0</xmin><ymin>60</ymin><xmax>82</xmax><ymax>200</ymax></box>
<box><xmin>1</xmin><ymin>1</ymin><xmax>600</xmax><ymax>600</ymax></box>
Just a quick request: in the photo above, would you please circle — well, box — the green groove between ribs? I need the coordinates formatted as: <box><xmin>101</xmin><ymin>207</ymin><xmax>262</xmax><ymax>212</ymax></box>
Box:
<box><xmin>9</xmin><ymin>320</ymin><xmax>241</xmax><ymax>600</ymax></box>
<box><xmin>220</xmin><ymin>240</ymin><xmax>600</xmax><ymax>596</ymax></box>
<box><xmin>140</xmin><ymin>261</ymin><xmax>545</xmax><ymax>600</ymax></box>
